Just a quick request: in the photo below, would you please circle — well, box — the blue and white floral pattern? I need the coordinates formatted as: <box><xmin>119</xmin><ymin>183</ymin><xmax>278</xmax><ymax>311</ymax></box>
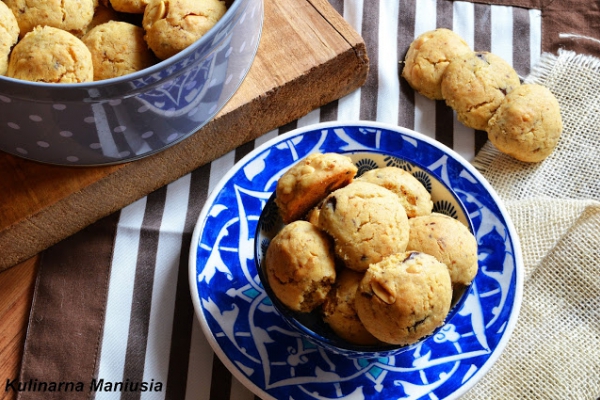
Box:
<box><xmin>190</xmin><ymin>122</ymin><xmax>523</xmax><ymax>400</ymax></box>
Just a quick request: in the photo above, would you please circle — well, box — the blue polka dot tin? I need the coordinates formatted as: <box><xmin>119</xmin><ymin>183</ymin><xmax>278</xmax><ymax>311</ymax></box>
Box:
<box><xmin>0</xmin><ymin>0</ymin><xmax>263</xmax><ymax>166</ymax></box>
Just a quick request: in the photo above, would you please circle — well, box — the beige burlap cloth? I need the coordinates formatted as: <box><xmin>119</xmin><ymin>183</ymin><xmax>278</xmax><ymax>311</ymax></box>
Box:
<box><xmin>464</xmin><ymin>50</ymin><xmax>600</xmax><ymax>399</ymax></box>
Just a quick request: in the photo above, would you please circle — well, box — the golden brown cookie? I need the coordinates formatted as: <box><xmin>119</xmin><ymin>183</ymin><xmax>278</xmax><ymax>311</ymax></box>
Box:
<box><xmin>265</xmin><ymin>220</ymin><xmax>336</xmax><ymax>313</ymax></box>
<box><xmin>110</xmin><ymin>0</ymin><xmax>148</xmax><ymax>13</ymax></box>
<box><xmin>83</xmin><ymin>21</ymin><xmax>157</xmax><ymax>80</ymax></box>
<box><xmin>4</xmin><ymin>0</ymin><xmax>95</xmax><ymax>38</ymax></box>
<box><xmin>275</xmin><ymin>153</ymin><xmax>358</xmax><ymax>224</ymax></box>
<box><xmin>88</xmin><ymin>2</ymin><xmax>123</xmax><ymax>32</ymax></box>
<box><xmin>355</xmin><ymin>251</ymin><xmax>452</xmax><ymax>345</ymax></box>
<box><xmin>441</xmin><ymin>51</ymin><xmax>520</xmax><ymax>131</ymax></box>
<box><xmin>317</xmin><ymin>181</ymin><xmax>410</xmax><ymax>272</ymax></box>
<box><xmin>487</xmin><ymin>84</ymin><xmax>563</xmax><ymax>163</ymax></box>
<box><xmin>321</xmin><ymin>268</ymin><xmax>380</xmax><ymax>346</ymax></box>
<box><xmin>7</xmin><ymin>26</ymin><xmax>93</xmax><ymax>83</ymax></box>
<box><xmin>142</xmin><ymin>0</ymin><xmax>227</xmax><ymax>60</ymax></box>
<box><xmin>0</xmin><ymin>1</ymin><xmax>19</xmax><ymax>75</ymax></box>
<box><xmin>357</xmin><ymin>167</ymin><xmax>433</xmax><ymax>218</ymax></box>
<box><xmin>401</xmin><ymin>28</ymin><xmax>472</xmax><ymax>100</ymax></box>
<box><xmin>407</xmin><ymin>213</ymin><xmax>478</xmax><ymax>286</ymax></box>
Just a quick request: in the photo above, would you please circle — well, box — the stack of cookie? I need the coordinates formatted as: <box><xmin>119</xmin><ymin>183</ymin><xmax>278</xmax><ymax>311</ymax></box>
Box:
<box><xmin>264</xmin><ymin>152</ymin><xmax>478</xmax><ymax>347</ymax></box>
<box><xmin>402</xmin><ymin>28</ymin><xmax>563</xmax><ymax>163</ymax></box>
<box><xmin>1</xmin><ymin>0</ymin><xmax>227</xmax><ymax>83</ymax></box>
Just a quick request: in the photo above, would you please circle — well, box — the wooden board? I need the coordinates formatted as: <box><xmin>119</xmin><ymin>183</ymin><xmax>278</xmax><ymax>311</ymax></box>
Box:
<box><xmin>0</xmin><ymin>0</ymin><xmax>369</xmax><ymax>271</ymax></box>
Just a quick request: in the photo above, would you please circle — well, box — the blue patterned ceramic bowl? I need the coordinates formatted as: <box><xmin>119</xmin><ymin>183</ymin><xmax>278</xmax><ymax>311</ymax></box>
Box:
<box><xmin>190</xmin><ymin>121</ymin><xmax>524</xmax><ymax>400</ymax></box>
<box><xmin>0</xmin><ymin>0</ymin><xmax>263</xmax><ymax>166</ymax></box>
<box><xmin>254</xmin><ymin>151</ymin><xmax>476</xmax><ymax>359</ymax></box>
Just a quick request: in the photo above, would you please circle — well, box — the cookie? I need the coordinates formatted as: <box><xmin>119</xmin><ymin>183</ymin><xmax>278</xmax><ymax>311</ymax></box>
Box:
<box><xmin>322</xmin><ymin>268</ymin><xmax>380</xmax><ymax>346</ymax></box>
<box><xmin>275</xmin><ymin>153</ymin><xmax>358</xmax><ymax>224</ymax></box>
<box><xmin>110</xmin><ymin>0</ymin><xmax>148</xmax><ymax>13</ymax></box>
<box><xmin>142</xmin><ymin>0</ymin><xmax>227</xmax><ymax>60</ymax></box>
<box><xmin>487</xmin><ymin>84</ymin><xmax>563</xmax><ymax>163</ymax></box>
<box><xmin>265</xmin><ymin>220</ymin><xmax>336</xmax><ymax>313</ymax></box>
<box><xmin>317</xmin><ymin>181</ymin><xmax>410</xmax><ymax>272</ymax></box>
<box><xmin>357</xmin><ymin>166</ymin><xmax>433</xmax><ymax>218</ymax></box>
<box><xmin>355</xmin><ymin>251</ymin><xmax>452</xmax><ymax>345</ymax></box>
<box><xmin>4</xmin><ymin>0</ymin><xmax>95</xmax><ymax>38</ymax></box>
<box><xmin>88</xmin><ymin>2</ymin><xmax>123</xmax><ymax>32</ymax></box>
<box><xmin>441</xmin><ymin>51</ymin><xmax>520</xmax><ymax>131</ymax></box>
<box><xmin>0</xmin><ymin>1</ymin><xmax>19</xmax><ymax>75</ymax></box>
<box><xmin>407</xmin><ymin>213</ymin><xmax>478</xmax><ymax>286</ymax></box>
<box><xmin>7</xmin><ymin>26</ymin><xmax>93</xmax><ymax>83</ymax></box>
<box><xmin>83</xmin><ymin>21</ymin><xmax>157</xmax><ymax>80</ymax></box>
<box><xmin>401</xmin><ymin>28</ymin><xmax>472</xmax><ymax>100</ymax></box>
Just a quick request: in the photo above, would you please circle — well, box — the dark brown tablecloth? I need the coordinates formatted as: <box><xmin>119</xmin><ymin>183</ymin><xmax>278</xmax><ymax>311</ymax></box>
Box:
<box><xmin>471</xmin><ymin>0</ymin><xmax>600</xmax><ymax>56</ymax></box>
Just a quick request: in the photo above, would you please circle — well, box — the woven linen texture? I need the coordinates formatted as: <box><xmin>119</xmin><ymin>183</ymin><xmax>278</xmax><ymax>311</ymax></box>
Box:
<box><xmin>474</xmin><ymin>50</ymin><xmax>600</xmax><ymax>202</ymax></box>
<box><xmin>466</xmin><ymin>50</ymin><xmax>600</xmax><ymax>399</ymax></box>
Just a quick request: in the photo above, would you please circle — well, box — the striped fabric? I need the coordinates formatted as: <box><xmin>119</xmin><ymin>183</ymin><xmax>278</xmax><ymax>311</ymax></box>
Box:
<box><xmin>19</xmin><ymin>1</ymin><xmax>542</xmax><ymax>399</ymax></box>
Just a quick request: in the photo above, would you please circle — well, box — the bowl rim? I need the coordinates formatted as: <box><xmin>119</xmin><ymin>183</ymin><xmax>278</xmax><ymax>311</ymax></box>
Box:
<box><xmin>0</xmin><ymin>0</ymin><xmax>249</xmax><ymax>90</ymax></box>
<box><xmin>253</xmin><ymin>152</ymin><xmax>477</xmax><ymax>356</ymax></box>
<box><xmin>188</xmin><ymin>120</ymin><xmax>525</xmax><ymax>400</ymax></box>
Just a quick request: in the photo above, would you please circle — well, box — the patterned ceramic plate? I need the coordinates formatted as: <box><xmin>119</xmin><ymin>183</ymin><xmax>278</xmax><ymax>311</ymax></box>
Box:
<box><xmin>189</xmin><ymin>121</ymin><xmax>524</xmax><ymax>400</ymax></box>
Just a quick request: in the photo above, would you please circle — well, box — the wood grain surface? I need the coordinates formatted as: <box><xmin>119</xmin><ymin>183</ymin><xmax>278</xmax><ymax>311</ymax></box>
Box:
<box><xmin>0</xmin><ymin>0</ymin><xmax>369</xmax><ymax>272</ymax></box>
<box><xmin>0</xmin><ymin>256</ymin><xmax>38</xmax><ymax>400</ymax></box>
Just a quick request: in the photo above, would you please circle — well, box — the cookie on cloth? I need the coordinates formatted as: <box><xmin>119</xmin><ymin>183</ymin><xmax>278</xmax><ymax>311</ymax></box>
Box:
<box><xmin>317</xmin><ymin>181</ymin><xmax>410</xmax><ymax>272</ymax></box>
<box><xmin>441</xmin><ymin>51</ymin><xmax>521</xmax><ymax>131</ymax></box>
<box><xmin>142</xmin><ymin>0</ymin><xmax>227</xmax><ymax>60</ymax></box>
<box><xmin>401</xmin><ymin>28</ymin><xmax>472</xmax><ymax>100</ymax></box>
<box><xmin>4</xmin><ymin>0</ymin><xmax>95</xmax><ymax>38</ymax></box>
<box><xmin>7</xmin><ymin>26</ymin><xmax>93</xmax><ymax>83</ymax></box>
<box><xmin>355</xmin><ymin>251</ymin><xmax>452</xmax><ymax>345</ymax></box>
<box><xmin>487</xmin><ymin>84</ymin><xmax>563</xmax><ymax>163</ymax></box>
<box><xmin>265</xmin><ymin>220</ymin><xmax>336</xmax><ymax>313</ymax></box>
<box><xmin>407</xmin><ymin>212</ymin><xmax>478</xmax><ymax>286</ymax></box>
<box><xmin>275</xmin><ymin>152</ymin><xmax>358</xmax><ymax>224</ymax></box>
<box><xmin>83</xmin><ymin>21</ymin><xmax>157</xmax><ymax>80</ymax></box>
<box><xmin>0</xmin><ymin>1</ymin><xmax>19</xmax><ymax>75</ymax></box>
<box><xmin>356</xmin><ymin>166</ymin><xmax>433</xmax><ymax>218</ymax></box>
<box><xmin>322</xmin><ymin>268</ymin><xmax>380</xmax><ymax>346</ymax></box>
